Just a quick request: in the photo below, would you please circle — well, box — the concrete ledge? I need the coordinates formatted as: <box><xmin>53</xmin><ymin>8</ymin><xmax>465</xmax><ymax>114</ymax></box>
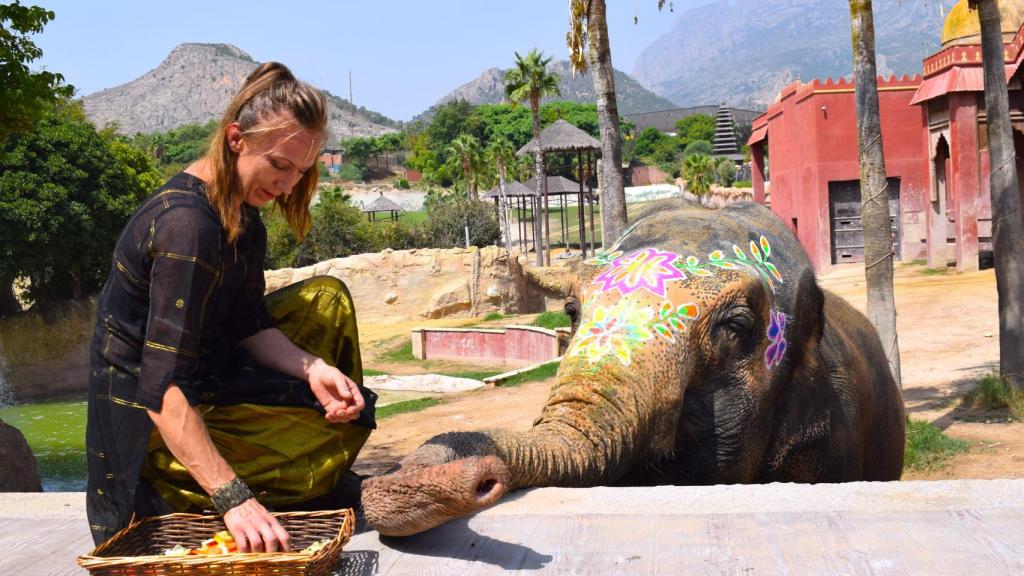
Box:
<box><xmin>483</xmin><ymin>357</ymin><xmax>561</xmax><ymax>386</ymax></box>
<box><xmin>6</xmin><ymin>480</ymin><xmax>1024</xmax><ymax>575</ymax></box>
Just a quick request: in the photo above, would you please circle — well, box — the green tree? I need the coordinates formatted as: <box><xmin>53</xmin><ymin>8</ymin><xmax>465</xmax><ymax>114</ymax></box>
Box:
<box><xmin>292</xmin><ymin>187</ymin><xmax>370</xmax><ymax>266</ymax></box>
<box><xmin>568</xmin><ymin>0</ymin><xmax>628</xmax><ymax>248</ymax></box>
<box><xmin>0</xmin><ymin>2</ymin><xmax>73</xmax><ymax>143</ymax></box>
<box><xmin>682</xmin><ymin>139</ymin><xmax>713</xmax><ymax>158</ymax></box>
<box><xmin>715</xmin><ymin>157</ymin><xmax>737</xmax><ymax>187</ymax></box>
<box><xmin>970</xmin><ymin>0</ymin><xmax>1024</xmax><ymax>390</ymax></box>
<box><xmin>446</xmin><ymin>133</ymin><xmax>483</xmax><ymax>200</ymax></box>
<box><xmin>505</xmin><ymin>48</ymin><xmax>560</xmax><ymax>266</ymax></box>
<box><xmin>341</xmin><ymin>136</ymin><xmax>377</xmax><ymax>167</ymax></box>
<box><xmin>0</xmin><ymin>103</ymin><xmax>159</xmax><ymax>305</ymax></box>
<box><xmin>674</xmin><ymin>114</ymin><xmax>716</xmax><ymax>146</ymax></box>
<box><xmin>423</xmin><ymin>194</ymin><xmax>501</xmax><ymax>249</ymax></box>
<box><xmin>633</xmin><ymin>126</ymin><xmax>668</xmax><ymax>158</ymax></box>
<box><xmin>849</xmin><ymin>0</ymin><xmax>901</xmax><ymax>387</ymax></box>
<box><xmin>682</xmin><ymin>153</ymin><xmax>714</xmax><ymax>205</ymax></box>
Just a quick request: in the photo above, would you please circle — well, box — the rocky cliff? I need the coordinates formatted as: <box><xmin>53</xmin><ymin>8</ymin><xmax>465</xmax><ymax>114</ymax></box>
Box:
<box><xmin>631</xmin><ymin>0</ymin><xmax>954</xmax><ymax>108</ymax></box>
<box><xmin>265</xmin><ymin>246</ymin><xmax>536</xmax><ymax>324</ymax></box>
<box><xmin>429</xmin><ymin>60</ymin><xmax>677</xmax><ymax>116</ymax></box>
<box><xmin>82</xmin><ymin>43</ymin><xmax>398</xmax><ymax>139</ymax></box>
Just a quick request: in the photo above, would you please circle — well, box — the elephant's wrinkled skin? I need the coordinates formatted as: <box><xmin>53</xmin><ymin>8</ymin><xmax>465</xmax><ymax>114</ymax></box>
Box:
<box><xmin>362</xmin><ymin>200</ymin><xmax>905</xmax><ymax>536</ymax></box>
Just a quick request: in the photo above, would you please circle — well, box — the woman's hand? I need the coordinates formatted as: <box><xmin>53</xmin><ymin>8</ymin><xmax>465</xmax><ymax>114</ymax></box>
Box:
<box><xmin>223</xmin><ymin>498</ymin><xmax>291</xmax><ymax>552</ymax></box>
<box><xmin>306</xmin><ymin>358</ymin><xmax>365</xmax><ymax>423</ymax></box>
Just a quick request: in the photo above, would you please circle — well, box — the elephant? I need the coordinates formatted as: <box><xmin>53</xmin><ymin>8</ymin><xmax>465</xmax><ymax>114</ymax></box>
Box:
<box><xmin>361</xmin><ymin>199</ymin><xmax>905</xmax><ymax>537</ymax></box>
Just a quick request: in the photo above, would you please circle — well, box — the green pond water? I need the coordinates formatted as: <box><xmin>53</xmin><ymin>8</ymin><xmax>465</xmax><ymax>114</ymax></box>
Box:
<box><xmin>0</xmin><ymin>394</ymin><xmax>88</xmax><ymax>492</ymax></box>
<box><xmin>0</xmin><ymin>388</ymin><xmax>420</xmax><ymax>492</ymax></box>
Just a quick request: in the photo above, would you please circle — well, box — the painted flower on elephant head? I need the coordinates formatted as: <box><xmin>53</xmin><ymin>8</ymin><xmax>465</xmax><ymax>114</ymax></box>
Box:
<box><xmin>765</xmin><ymin>309</ymin><xmax>788</xmax><ymax>369</ymax></box>
<box><xmin>570</xmin><ymin>302</ymin><xmax>655</xmax><ymax>367</ymax></box>
<box><xmin>592</xmin><ymin>248</ymin><xmax>684</xmax><ymax>298</ymax></box>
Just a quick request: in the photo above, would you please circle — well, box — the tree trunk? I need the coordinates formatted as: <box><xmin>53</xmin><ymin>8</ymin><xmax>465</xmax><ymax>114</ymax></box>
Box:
<box><xmin>531</xmin><ymin>99</ymin><xmax>546</xmax><ymax>267</ymax></box>
<box><xmin>976</xmin><ymin>0</ymin><xmax>1024</xmax><ymax>390</ymax></box>
<box><xmin>588</xmin><ymin>0</ymin><xmax>627</xmax><ymax>246</ymax></box>
<box><xmin>497</xmin><ymin>160</ymin><xmax>514</xmax><ymax>255</ymax></box>
<box><xmin>849</xmin><ymin>0</ymin><xmax>902</xmax><ymax>387</ymax></box>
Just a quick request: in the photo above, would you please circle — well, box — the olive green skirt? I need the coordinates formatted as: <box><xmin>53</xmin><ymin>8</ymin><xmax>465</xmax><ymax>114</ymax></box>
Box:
<box><xmin>141</xmin><ymin>276</ymin><xmax>373</xmax><ymax>512</ymax></box>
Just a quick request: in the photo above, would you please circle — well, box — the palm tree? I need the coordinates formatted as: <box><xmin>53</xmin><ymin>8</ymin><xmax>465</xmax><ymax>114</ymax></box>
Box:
<box><xmin>848</xmin><ymin>0</ymin><xmax>901</xmax><ymax>387</ymax></box>
<box><xmin>489</xmin><ymin>136</ymin><xmax>517</xmax><ymax>254</ymax></box>
<box><xmin>505</xmin><ymin>48</ymin><xmax>561</xmax><ymax>266</ymax></box>
<box><xmin>446</xmin><ymin>133</ymin><xmax>482</xmax><ymax>200</ymax></box>
<box><xmin>681</xmin><ymin>153</ymin><xmax>714</xmax><ymax>206</ymax></box>
<box><xmin>568</xmin><ymin>0</ymin><xmax>628</xmax><ymax>247</ymax></box>
<box><xmin>969</xmin><ymin>0</ymin><xmax>1024</xmax><ymax>390</ymax></box>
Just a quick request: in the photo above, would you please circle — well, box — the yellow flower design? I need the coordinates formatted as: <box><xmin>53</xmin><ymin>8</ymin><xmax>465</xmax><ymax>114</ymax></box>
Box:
<box><xmin>175</xmin><ymin>298</ymin><xmax>185</xmax><ymax>310</ymax></box>
<box><xmin>569</xmin><ymin>301</ymin><xmax>655</xmax><ymax>367</ymax></box>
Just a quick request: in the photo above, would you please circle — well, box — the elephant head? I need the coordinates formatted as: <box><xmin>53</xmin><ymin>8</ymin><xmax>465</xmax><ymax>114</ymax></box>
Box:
<box><xmin>361</xmin><ymin>200</ymin><xmax>902</xmax><ymax>536</ymax></box>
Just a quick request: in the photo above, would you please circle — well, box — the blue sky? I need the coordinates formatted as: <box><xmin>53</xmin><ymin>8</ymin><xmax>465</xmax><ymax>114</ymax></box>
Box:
<box><xmin>30</xmin><ymin>1</ymin><xmax>715</xmax><ymax>122</ymax></box>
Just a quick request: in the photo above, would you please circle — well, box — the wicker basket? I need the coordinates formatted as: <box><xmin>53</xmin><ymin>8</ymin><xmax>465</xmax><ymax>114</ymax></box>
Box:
<box><xmin>77</xmin><ymin>508</ymin><xmax>354</xmax><ymax>576</ymax></box>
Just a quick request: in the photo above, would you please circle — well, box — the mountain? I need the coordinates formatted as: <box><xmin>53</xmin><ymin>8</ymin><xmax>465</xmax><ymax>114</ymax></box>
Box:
<box><xmin>430</xmin><ymin>60</ymin><xmax>677</xmax><ymax>116</ymax></box>
<box><xmin>631</xmin><ymin>0</ymin><xmax>955</xmax><ymax>109</ymax></box>
<box><xmin>82</xmin><ymin>43</ymin><xmax>398</xmax><ymax>138</ymax></box>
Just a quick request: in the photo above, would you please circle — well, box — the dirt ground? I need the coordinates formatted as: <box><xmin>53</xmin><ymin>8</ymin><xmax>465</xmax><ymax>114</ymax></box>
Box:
<box><xmin>352</xmin><ymin>262</ymin><xmax>1022</xmax><ymax>480</ymax></box>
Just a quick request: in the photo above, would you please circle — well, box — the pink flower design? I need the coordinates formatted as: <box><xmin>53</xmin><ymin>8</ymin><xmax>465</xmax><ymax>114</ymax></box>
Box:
<box><xmin>592</xmin><ymin>248</ymin><xmax>684</xmax><ymax>297</ymax></box>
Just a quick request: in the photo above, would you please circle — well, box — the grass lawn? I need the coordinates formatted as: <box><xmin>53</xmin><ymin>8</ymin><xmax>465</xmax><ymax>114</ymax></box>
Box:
<box><xmin>903</xmin><ymin>418</ymin><xmax>969</xmax><ymax>472</ymax></box>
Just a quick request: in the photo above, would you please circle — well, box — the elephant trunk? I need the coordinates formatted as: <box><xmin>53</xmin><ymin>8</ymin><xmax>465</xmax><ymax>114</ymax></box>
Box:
<box><xmin>363</xmin><ymin>367</ymin><xmax>653</xmax><ymax>536</ymax></box>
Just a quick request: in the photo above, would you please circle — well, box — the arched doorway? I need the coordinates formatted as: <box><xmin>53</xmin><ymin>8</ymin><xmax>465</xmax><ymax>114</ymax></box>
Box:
<box><xmin>927</xmin><ymin>135</ymin><xmax>951</xmax><ymax>269</ymax></box>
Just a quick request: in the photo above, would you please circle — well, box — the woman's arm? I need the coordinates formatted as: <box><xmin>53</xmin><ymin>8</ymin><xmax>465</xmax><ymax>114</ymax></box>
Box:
<box><xmin>238</xmin><ymin>327</ymin><xmax>365</xmax><ymax>423</ymax></box>
<box><xmin>148</xmin><ymin>384</ymin><xmax>291</xmax><ymax>552</ymax></box>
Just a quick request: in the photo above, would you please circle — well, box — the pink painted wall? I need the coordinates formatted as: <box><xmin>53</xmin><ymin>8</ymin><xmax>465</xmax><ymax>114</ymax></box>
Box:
<box><xmin>750</xmin><ymin>76</ymin><xmax>930</xmax><ymax>271</ymax></box>
<box><xmin>417</xmin><ymin>326</ymin><xmax>561</xmax><ymax>365</ymax></box>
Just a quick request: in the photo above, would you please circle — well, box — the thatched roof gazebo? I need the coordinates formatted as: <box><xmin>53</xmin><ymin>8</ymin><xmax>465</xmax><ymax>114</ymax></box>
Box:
<box><xmin>517</xmin><ymin>119</ymin><xmax>601</xmax><ymax>259</ymax></box>
<box><xmin>517</xmin><ymin>119</ymin><xmax>601</xmax><ymax>155</ymax></box>
<box><xmin>363</xmin><ymin>193</ymin><xmax>404</xmax><ymax>222</ymax></box>
<box><xmin>483</xmin><ymin>180</ymin><xmax>543</xmax><ymax>257</ymax></box>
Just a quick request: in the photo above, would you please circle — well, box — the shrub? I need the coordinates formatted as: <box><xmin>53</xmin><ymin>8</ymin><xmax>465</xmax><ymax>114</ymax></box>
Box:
<box><xmin>422</xmin><ymin>196</ymin><xmax>500</xmax><ymax>249</ymax></box>
<box><xmin>396</xmin><ymin>177</ymin><xmax>411</xmax><ymax>189</ymax></box>
<box><xmin>734</xmin><ymin>179</ymin><xmax>753</xmax><ymax>188</ymax></box>
<box><xmin>484</xmin><ymin>312</ymin><xmax>504</xmax><ymax>321</ymax></box>
<box><xmin>292</xmin><ymin>188</ymin><xmax>371</xmax><ymax>266</ymax></box>
<box><xmin>337</xmin><ymin>163</ymin><xmax>366</xmax><ymax>182</ymax></box>
<box><xmin>961</xmin><ymin>373</ymin><xmax>1024</xmax><ymax>419</ymax></box>
<box><xmin>715</xmin><ymin>158</ymin><xmax>737</xmax><ymax>187</ymax></box>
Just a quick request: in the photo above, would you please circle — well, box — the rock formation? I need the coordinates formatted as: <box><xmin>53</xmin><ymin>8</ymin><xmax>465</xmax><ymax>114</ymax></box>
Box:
<box><xmin>0</xmin><ymin>419</ymin><xmax>42</xmax><ymax>492</ymax></box>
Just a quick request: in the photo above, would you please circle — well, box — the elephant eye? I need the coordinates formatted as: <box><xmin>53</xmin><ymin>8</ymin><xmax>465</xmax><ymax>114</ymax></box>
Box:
<box><xmin>715</xmin><ymin>307</ymin><xmax>755</xmax><ymax>339</ymax></box>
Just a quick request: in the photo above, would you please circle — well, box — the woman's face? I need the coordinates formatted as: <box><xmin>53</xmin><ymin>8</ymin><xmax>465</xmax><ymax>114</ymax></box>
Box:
<box><xmin>227</xmin><ymin>115</ymin><xmax>321</xmax><ymax>208</ymax></box>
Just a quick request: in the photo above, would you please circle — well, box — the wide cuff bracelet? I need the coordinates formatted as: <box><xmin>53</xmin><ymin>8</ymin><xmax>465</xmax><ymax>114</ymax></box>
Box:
<box><xmin>211</xmin><ymin>477</ymin><xmax>254</xmax><ymax>515</ymax></box>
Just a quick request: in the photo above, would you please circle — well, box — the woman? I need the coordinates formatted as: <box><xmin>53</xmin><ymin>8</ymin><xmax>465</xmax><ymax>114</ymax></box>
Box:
<box><xmin>85</xmin><ymin>62</ymin><xmax>376</xmax><ymax>553</ymax></box>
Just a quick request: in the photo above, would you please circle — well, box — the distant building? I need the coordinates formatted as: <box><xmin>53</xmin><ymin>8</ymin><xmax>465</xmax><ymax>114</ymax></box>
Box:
<box><xmin>624</xmin><ymin>105</ymin><xmax>762</xmax><ymax>136</ymax></box>
<box><xmin>748</xmin><ymin>0</ymin><xmax>1024</xmax><ymax>273</ymax></box>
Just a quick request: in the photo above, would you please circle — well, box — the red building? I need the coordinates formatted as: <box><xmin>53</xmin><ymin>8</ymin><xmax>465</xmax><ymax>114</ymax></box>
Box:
<box><xmin>749</xmin><ymin>1</ymin><xmax>1024</xmax><ymax>272</ymax></box>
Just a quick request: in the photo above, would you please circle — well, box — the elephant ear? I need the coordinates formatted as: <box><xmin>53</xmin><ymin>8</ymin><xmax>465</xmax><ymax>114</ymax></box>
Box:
<box><xmin>785</xmin><ymin>265</ymin><xmax>825</xmax><ymax>366</ymax></box>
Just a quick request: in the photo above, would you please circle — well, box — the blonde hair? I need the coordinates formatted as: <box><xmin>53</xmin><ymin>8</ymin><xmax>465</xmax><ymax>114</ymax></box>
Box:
<box><xmin>204</xmin><ymin>62</ymin><xmax>327</xmax><ymax>243</ymax></box>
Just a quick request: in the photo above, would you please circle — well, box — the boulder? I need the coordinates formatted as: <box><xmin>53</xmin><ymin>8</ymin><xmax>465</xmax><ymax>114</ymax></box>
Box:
<box><xmin>0</xmin><ymin>418</ymin><xmax>42</xmax><ymax>492</ymax></box>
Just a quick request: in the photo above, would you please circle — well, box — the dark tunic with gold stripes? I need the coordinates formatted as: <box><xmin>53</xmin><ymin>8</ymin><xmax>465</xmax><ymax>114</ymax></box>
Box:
<box><xmin>86</xmin><ymin>172</ymin><xmax>278</xmax><ymax>544</ymax></box>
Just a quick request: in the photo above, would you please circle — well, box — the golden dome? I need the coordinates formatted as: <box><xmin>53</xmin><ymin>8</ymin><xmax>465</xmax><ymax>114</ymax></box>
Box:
<box><xmin>941</xmin><ymin>0</ymin><xmax>1024</xmax><ymax>47</ymax></box>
